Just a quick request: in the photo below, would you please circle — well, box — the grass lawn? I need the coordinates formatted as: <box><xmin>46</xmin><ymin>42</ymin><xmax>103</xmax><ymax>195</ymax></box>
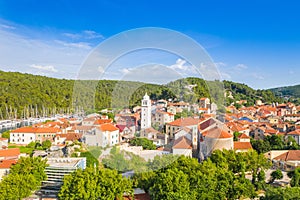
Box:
<box><xmin>87</xmin><ymin>146</ymin><xmax>102</xmax><ymax>158</ymax></box>
<box><xmin>8</xmin><ymin>144</ymin><xmax>34</xmax><ymax>154</ymax></box>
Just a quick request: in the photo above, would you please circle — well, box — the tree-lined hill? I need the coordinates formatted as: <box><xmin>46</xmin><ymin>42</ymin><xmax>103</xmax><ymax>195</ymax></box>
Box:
<box><xmin>0</xmin><ymin>70</ymin><xmax>175</xmax><ymax>118</ymax></box>
<box><xmin>0</xmin><ymin>70</ymin><xmax>284</xmax><ymax>118</ymax></box>
<box><xmin>270</xmin><ymin>84</ymin><xmax>300</xmax><ymax>104</ymax></box>
<box><xmin>271</xmin><ymin>84</ymin><xmax>300</xmax><ymax>98</ymax></box>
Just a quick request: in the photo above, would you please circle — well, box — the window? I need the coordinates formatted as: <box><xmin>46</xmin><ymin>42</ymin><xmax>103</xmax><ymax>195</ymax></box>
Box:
<box><xmin>30</xmin><ymin>137</ymin><xmax>33</xmax><ymax>140</ymax></box>
<box><xmin>22</xmin><ymin>134</ymin><xmax>24</xmax><ymax>137</ymax></box>
<box><xmin>22</xmin><ymin>139</ymin><xmax>24</xmax><ymax>142</ymax></box>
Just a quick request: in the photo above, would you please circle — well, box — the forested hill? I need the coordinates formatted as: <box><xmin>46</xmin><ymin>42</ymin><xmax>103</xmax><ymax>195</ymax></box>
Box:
<box><xmin>223</xmin><ymin>80</ymin><xmax>283</xmax><ymax>106</ymax></box>
<box><xmin>0</xmin><ymin>70</ymin><xmax>175</xmax><ymax>118</ymax></box>
<box><xmin>166</xmin><ymin>78</ymin><xmax>283</xmax><ymax>106</ymax></box>
<box><xmin>0</xmin><ymin>71</ymin><xmax>283</xmax><ymax>118</ymax></box>
<box><xmin>270</xmin><ymin>84</ymin><xmax>300</xmax><ymax>98</ymax></box>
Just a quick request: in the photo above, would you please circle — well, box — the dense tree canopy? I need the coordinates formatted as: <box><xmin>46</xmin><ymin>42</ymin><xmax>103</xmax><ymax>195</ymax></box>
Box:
<box><xmin>262</xmin><ymin>187</ymin><xmax>300</xmax><ymax>200</ymax></box>
<box><xmin>58</xmin><ymin>167</ymin><xmax>133</xmax><ymax>200</ymax></box>
<box><xmin>133</xmin><ymin>151</ymin><xmax>270</xmax><ymax>200</ymax></box>
<box><xmin>1</xmin><ymin>130</ymin><xmax>10</xmax><ymax>139</ymax></box>
<box><xmin>0</xmin><ymin>71</ymin><xmax>285</xmax><ymax>118</ymax></box>
<box><xmin>288</xmin><ymin>168</ymin><xmax>300</xmax><ymax>187</ymax></box>
<box><xmin>251</xmin><ymin>135</ymin><xmax>300</xmax><ymax>154</ymax></box>
<box><xmin>9</xmin><ymin>156</ymin><xmax>48</xmax><ymax>183</ymax></box>
<box><xmin>41</xmin><ymin>140</ymin><xmax>52</xmax><ymax>150</ymax></box>
<box><xmin>129</xmin><ymin>138</ymin><xmax>156</xmax><ymax>150</ymax></box>
<box><xmin>0</xmin><ymin>157</ymin><xmax>48</xmax><ymax>200</ymax></box>
<box><xmin>270</xmin><ymin>169</ymin><xmax>283</xmax><ymax>183</ymax></box>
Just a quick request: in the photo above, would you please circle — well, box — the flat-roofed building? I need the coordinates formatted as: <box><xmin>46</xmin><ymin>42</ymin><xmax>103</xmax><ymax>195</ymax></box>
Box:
<box><xmin>40</xmin><ymin>157</ymin><xmax>86</xmax><ymax>195</ymax></box>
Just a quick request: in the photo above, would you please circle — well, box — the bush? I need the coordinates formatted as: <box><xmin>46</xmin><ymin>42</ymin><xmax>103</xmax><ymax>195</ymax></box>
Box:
<box><xmin>130</xmin><ymin>138</ymin><xmax>156</xmax><ymax>150</ymax></box>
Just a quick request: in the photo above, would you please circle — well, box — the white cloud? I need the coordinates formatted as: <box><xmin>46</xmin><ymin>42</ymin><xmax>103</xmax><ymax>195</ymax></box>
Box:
<box><xmin>62</xmin><ymin>32</ymin><xmax>81</xmax><ymax>39</ymax></box>
<box><xmin>220</xmin><ymin>72</ymin><xmax>231</xmax><ymax>80</ymax></box>
<box><xmin>120</xmin><ymin>68</ymin><xmax>131</xmax><ymax>74</ymax></box>
<box><xmin>54</xmin><ymin>40</ymin><xmax>92</xmax><ymax>50</ymax></box>
<box><xmin>30</xmin><ymin>64</ymin><xmax>58</xmax><ymax>72</ymax></box>
<box><xmin>0</xmin><ymin>24</ymin><xmax>16</xmax><ymax>30</ymax></box>
<box><xmin>0</xmin><ymin>23</ymin><xmax>92</xmax><ymax>79</ymax></box>
<box><xmin>167</xmin><ymin>58</ymin><xmax>195</xmax><ymax>74</ymax></box>
<box><xmin>214</xmin><ymin>62</ymin><xmax>227</xmax><ymax>68</ymax></box>
<box><xmin>234</xmin><ymin>63</ymin><xmax>248</xmax><ymax>70</ymax></box>
<box><xmin>83</xmin><ymin>30</ymin><xmax>104</xmax><ymax>39</ymax></box>
<box><xmin>252</xmin><ymin>73</ymin><xmax>264</xmax><ymax>80</ymax></box>
<box><xmin>97</xmin><ymin>66</ymin><xmax>105</xmax><ymax>73</ymax></box>
<box><xmin>63</xmin><ymin>30</ymin><xmax>104</xmax><ymax>40</ymax></box>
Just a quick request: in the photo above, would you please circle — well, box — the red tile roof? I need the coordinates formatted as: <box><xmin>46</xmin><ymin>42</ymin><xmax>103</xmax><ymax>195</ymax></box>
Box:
<box><xmin>234</xmin><ymin>142</ymin><xmax>253</xmax><ymax>150</ymax></box>
<box><xmin>265</xmin><ymin>129</ymin><xmax>278</xmax><ymax>134</ymax></box>
<box><xmin>227</xmin><ymin>122</ymin><xmax>247</xmax><ymax>132</ymax></box>
<box><xmin>287</xmin><ymin>130</ymin><xmax>300</xmax><ymax>135</ymax></box>
<box><xmin>273</xmin><ymin>150</ymin><xmax>300</xmax><ymax>161</ymax></box>
<box><xmin>199</xmin><ymin>118</ymin><xmax>216</xmax><ymax>130</ymax></box>
<box><xmin>238</xmin><ymin>133</ymin><xmax>250</xmax><ymax>139</ymax></box>
<box><xmin>116</xmin><ymin>125</ymin><xmax>127</xmax><ymax>132</ymax></box>
<box><xmin>0</xmin><ymin>159</ymin><xmax>17</xmax><ymax>169</ymax></box>
<box><xmin>168</xmin><ymin>117</ymin><xmax>200</xmax><ymax>127</ymax></box>
<box><xmin>172</xmin><ymin>136</ymin><xmax>192</xmax><ymax>149</ymax></box>
<box><xmin>98</xmin><ymin>123</ymin><xmax>119</xmax><ymax>132</ymax></box>
<box><xmin>94</xmin><ymin>119</ymin><xmax>113</xmax><ymax>125</ymax></box>
<box><xmin>57</xmin><ymin>133</ymin><xmax>83</xmax><ymax>141</ymax></box>
<box><xmin>11</xmin><ymin>127</ymin><xmax>61</xmax><ymax>133</ymax></box>
<box><xmin>0</xmin><ymin>148</ymin><xmax>20</xmax><ymax>157</ymax></box>
<box><xmin>203</xmin><ymin>126</ymin><xmax>233</xmax><ymax>139</ymax></box>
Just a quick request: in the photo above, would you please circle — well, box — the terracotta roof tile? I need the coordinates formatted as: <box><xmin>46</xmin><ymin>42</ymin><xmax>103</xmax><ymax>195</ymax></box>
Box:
<box><xmin>94</xmin><ymin>119</ymin><xmax>113</xmax><ymax>125</ymax></box>
<box><xmin>0</xmin><ymin>148</ymin><xmax>20</xmax><ymax>157</ymax></box>
<box><xmin>288</xmin><ymin>130</ymin><xmax>300</xmax><ymax>135</ymax></box>
<box><xmin>203</xmin><ymin>126</ymin><xmax>233</xmax><ymax>139</ymax></box>
<box><xmin>238</xmin><ymin>133</ymin><xmax>250</xmax><ymax>139</ymax></box>
<box><xmin>172</xmin><ymin>136</ymin><xmax>192</xmax><ymax>149</ymax></box>
<box><xmin>0</xmin><ymin>159</ymin><xmax>17</xmax><ymax>169</ymax></box>
<box><xmin>98</xmin><ymin>123</ymin><xmax>119</xmax><ymax>132</ymax></box>
<box><xmin>273</xmin><ymin>150</ymin><xmax>300</xmax><ymax>161</ymax></box>
<box><xmin>199</xmin><ymin>118</ymin><xmax>216</xmax><ymax>130</ymax></box>
<box><xmin>234</xmin><ymin>142</ymin><xmax>253</xmax><ymax>150</ymax></box>
<box><xmin>168</xmin><ymin>117</ymin><xmax>200</xmax><ymax>127</ymax></box>
<box><xmin>67</xmin><ymin>134</ymin><xmax>82</xmax><ymax>141</ymax></box>
<box><xmin>11</xmin><ymin>127</ymin><xmax>61</xmax><ymax>134</ymax></box>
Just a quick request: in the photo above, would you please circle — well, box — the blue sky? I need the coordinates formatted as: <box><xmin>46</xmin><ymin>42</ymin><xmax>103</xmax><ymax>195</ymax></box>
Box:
<box><xmin>0</xmin><ymin>0</ymin><xmax>299</xmax><ymax>89</ymax></box>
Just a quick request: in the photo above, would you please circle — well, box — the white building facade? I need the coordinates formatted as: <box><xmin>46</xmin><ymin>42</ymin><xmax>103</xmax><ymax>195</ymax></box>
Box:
<box><xmin>141</xmin><ymin>93</ymin><xmax>152</xmax><ymax>129</ymax></box>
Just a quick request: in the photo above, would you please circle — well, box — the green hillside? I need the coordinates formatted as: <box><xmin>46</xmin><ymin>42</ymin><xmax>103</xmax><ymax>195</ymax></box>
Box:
<box><xmin>0</xmin><ymin>71</ymin><xmax>284</xmax><ymax>118</ymax></box>
<box><xmin>0</xmin><ymin>70</ymin><xmax>175</xmax><ymax>118</ymax></box>
<box><xmin>271</xmin><ymin>84</ymin><xmax>300</xmax><ymax>98</ymax></box>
